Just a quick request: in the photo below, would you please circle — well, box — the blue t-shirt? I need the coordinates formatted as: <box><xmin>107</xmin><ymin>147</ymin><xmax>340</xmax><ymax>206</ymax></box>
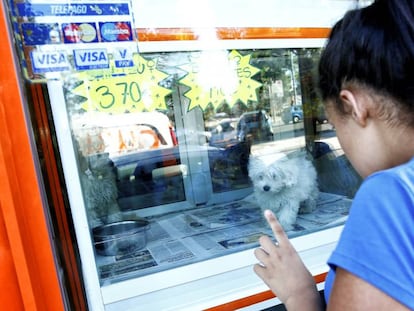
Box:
<box><xmin>324</xmin><ymin>158</ymin><xmax>414</xmax><ymax>309</ymax></box>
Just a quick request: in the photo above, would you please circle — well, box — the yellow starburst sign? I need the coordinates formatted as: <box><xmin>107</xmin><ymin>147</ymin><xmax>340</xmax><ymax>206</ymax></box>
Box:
<box><xmin>179</xmin><ymin>50</ymin><xmax>262</xmax><ymax>111</ymax></box>
<box><xmin>71</xmin><ymin>54</ymin><xmax>171</xmax><ymax>113</ymax></box>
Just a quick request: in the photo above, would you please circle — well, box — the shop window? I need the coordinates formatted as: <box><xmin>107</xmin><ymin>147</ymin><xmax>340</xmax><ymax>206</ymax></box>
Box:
<box><xmin>57</xmin><ymin>48</ymin><xmax>361</xmax><ymax>284</ymax></box>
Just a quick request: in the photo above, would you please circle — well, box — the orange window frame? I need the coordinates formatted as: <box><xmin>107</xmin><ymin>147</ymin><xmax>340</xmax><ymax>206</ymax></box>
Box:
<box><xmin>136</xmin><ymin>27</ymin><xmax>330</xmax><ymax>41</ymax></box>
<box><xmin>0</xmin><ymin>1</ymin><xmax>65</xmax><ymax>310</ymax></box>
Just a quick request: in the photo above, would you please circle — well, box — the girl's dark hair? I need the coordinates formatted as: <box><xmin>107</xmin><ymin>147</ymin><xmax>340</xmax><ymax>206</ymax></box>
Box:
<box><xmin>318</xmin><ymin>0</ymin><xmax>414</xmax><ymax>109</ymax></box>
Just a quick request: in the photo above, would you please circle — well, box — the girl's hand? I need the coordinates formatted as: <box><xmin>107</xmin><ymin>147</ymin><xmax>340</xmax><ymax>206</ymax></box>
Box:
<box><xmin>253</xmin><ymin>210</ymin><xmax>322</xmax><ymax>311</ymax></box>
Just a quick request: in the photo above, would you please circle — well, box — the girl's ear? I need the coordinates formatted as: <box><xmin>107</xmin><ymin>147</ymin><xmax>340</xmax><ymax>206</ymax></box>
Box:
<box><xmin>339</xmin><ymin>89</ymin><xmax>368</xmax><ymax>127</ymax></box>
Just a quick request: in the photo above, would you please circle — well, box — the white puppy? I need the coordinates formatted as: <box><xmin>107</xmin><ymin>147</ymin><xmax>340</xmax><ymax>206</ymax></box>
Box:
<box><xmin>248</xmin><ymin>155</ymin><xmax>318</xmax><ymax>230</ymax></box>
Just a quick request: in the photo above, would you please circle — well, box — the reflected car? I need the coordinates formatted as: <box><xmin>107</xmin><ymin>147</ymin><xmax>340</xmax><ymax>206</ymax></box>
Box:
<box><xmin>314</xmin><ymin>104</ymin><xmax>328</xmax><ymax>124</ymax></box>
<box><xmin>281</xmin><ymin>105</ymin><xmax>303</xmax><ymax>124</ymax></box>
<box><xmin>236</xmin><ymin>110</ymin><xmax>274</xmax><ymax>143</ymax></box>
<box><xmin>209</xmin><ymin>119</ymin><xmax>238</xmax><ymax>148</ymax></box>
<box><xmin>112</xmin><ymin>140</ymin><xmax>252</xmax><ymax>209</ymax></box>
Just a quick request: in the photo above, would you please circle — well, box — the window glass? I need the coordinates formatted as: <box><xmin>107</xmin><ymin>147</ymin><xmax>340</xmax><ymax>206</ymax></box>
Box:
<box><xmin>64</xmin><ymin>48</ymin><xmax>361</xmax><ymax>284</ymax></box>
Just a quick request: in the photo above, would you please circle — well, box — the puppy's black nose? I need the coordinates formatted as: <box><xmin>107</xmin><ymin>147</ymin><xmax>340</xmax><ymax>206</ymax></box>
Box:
<box><xmin>263</xmin><ymin>185</ymin><xmax>270</xmax><ymax>192</ymax></box>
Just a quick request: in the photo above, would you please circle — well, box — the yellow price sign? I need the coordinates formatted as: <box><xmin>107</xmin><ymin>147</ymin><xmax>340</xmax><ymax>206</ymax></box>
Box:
<box><xmin>179</xmin><ymin>50</ymin><xmax>262</xmax><ymax>111</ymax></box>
<box><xmin>71</xmin><ymin>54</ymin><xmax>171</xmax><ymax>113</ymax></box>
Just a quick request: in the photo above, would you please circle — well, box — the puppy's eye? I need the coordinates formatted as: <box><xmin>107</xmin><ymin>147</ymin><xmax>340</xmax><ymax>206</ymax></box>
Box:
<box><xmin>271</xmin><ymin>173</ymin><xmax>277</xmax><ymax>179</ymax></box>
<box><xmin>258</xmin><ymin>175</ymin><xmax>263</xmax><ymax>180</ymax></box>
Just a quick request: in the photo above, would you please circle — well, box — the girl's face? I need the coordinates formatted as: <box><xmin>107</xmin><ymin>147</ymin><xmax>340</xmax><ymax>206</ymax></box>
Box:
<box><xmin>326</xmin><ymin>88</ymin><xmax>414</xmax><ymax>179</ymax></box>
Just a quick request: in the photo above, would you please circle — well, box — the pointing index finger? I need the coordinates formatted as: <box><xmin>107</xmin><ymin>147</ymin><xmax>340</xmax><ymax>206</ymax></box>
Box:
<box><xmin>264</xmin><ymin>209</ymin><xmax>288</xmax><ymax>245</ymax></box>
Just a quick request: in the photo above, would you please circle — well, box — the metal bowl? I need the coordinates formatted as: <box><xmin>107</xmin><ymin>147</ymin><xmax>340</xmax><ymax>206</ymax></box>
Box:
<box><xmin>93</xmin><ymin>220</ymin><xmax>150</xmax><ymax>256</ymax></box>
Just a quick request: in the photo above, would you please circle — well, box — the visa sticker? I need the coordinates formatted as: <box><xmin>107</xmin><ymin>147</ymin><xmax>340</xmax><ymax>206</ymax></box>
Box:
<box><xmin>73</xmin><ymin>48</ymin><xmax>109</xmax><ymax>70</ymax></box>
<box><xmin>30</xmin><ymin>51</ymin><xmax>70</xmax><ymax>73</ymax></box>
<box><xmin>113</xmin><ymin>47</ymin><xmax>135</xmax><ymax>68</ymax></box>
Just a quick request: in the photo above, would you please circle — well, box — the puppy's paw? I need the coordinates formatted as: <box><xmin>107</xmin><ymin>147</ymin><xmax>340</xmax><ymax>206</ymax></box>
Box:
<box><xmin>279</xmin><ymin>222</ymin><xmax>294</xmax><ymax>231</ymax></box>
<box><xmin>276</xmin><ymin>206</ymin><xmax>298</xmax><ymax>231</ymax></box>
<box><xmin>299</xmin><ymin>199</ymin><xmax>317</xmax><ymax>214</ymax></box>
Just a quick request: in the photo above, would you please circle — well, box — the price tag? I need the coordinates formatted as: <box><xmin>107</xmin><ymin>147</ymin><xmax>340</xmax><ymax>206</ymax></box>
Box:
<box><xmin>72</xmin><ymin>54</ymin><xmax>171</xmax><ymax>113</ymax></box>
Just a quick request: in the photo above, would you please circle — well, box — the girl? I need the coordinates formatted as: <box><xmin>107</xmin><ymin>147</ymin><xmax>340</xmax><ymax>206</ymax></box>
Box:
<box><xmin>254</xmin><ymin>1</ymin><xmax>414</xmax><ymax>310</ymax></box>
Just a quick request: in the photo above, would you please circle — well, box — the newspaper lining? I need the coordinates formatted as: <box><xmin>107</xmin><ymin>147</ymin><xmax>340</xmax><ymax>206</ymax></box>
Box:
<box><xmin>97</xmin><ymin>192</ymin><xmax>351</xmax><ymax>284</ymax></box>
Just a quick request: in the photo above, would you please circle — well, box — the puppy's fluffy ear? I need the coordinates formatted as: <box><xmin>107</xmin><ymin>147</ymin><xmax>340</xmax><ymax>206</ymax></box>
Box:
<box><xmin>282</xmin><ymin>167</ymin><xmax>297</xmax><ymax>187</ymax></box>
